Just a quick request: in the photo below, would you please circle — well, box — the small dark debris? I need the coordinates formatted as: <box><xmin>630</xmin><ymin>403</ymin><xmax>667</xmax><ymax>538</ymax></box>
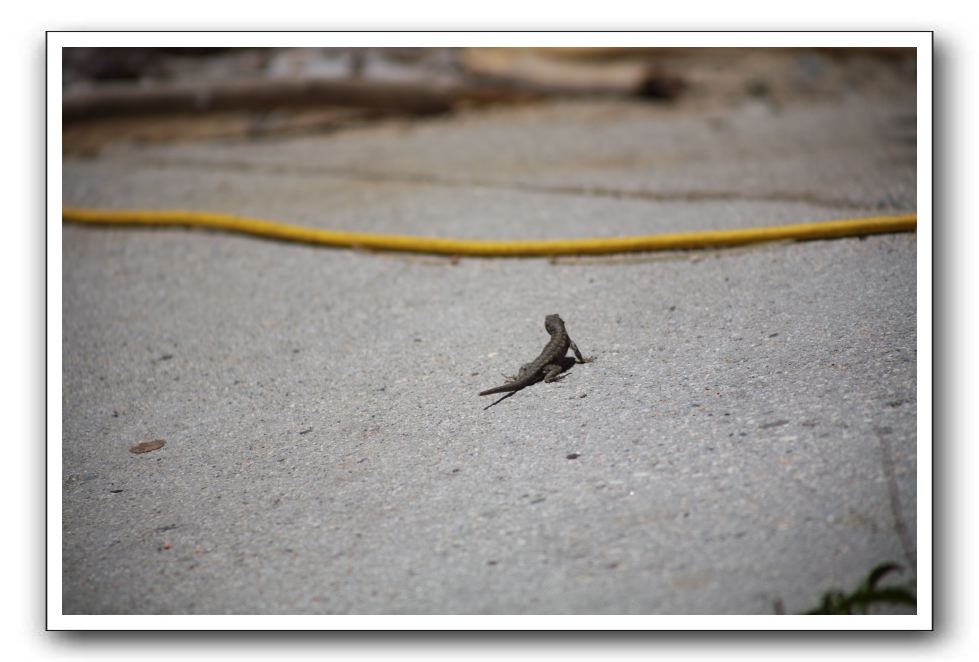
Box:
<box><xmin>451</xmin><ymin>468</ymin><xmax>461</xmax><ymax>474</ymax></box>
<box><xmin>130</xmin><ymin>439</ymin><xmax>166</xmax><ymax>454</ymax></box>
<box><xmin>112</xmin><ymin>411</ymin><xmax>119</xmax><ymax>418</ymax></box>
<box><xmin>529</xmin><ymin>497</ymin><xmax>546</xmax><ymax>504</ymax></box>
<box><xmin>578</xmin><ymin>393</ymin><xmax>587</xmax><ymax>399</ymax></box>
<box><xmin>298</xmin><ymin>427</ymin><xmax>313</xmax><ymax>435</ymax></box>
<box><xmin>109</xmin><ymin>489</ymin><xmax>124</xmax><ymax>494</ymax></box>
<box><xmin>746</xmin><ymin>79</ymin><xmax>771</xmax><ymax>98</ymax></box>
<box><xmin>636</xmin><ymin>69</ymin><xmax>686</xmax><ymax>100</ymax></box>
<box><xmin>158</xmin><ymin>353</ymin><xmax>174</xmax><ymax>361</ymax></box>
<box><xmin>155</xmin><ymin>524</ymin><xmax>178</xmax><ymax>532</ymax></box>
<box><xmin>669</xmin><ymin>305</ymin><xmax>677</xmax><ymax>312</ymax></box>
<box><xmin>886</xmin><ymin>398</ymin><xmax>910</xmax><ymax>408</ymax></box>
<box><xmin>566</xmin><ymin>453</ymin><xmax>581</xmax><ymax>460</ymax></box>
<box><xmin>760</xmin><ymin>419</ymin><xmax>790</xmax><ymax>429</ymax></box>
<box><xmin>487</xmin><ymin>560</ymin><xmax>498</xmax><ymax>566</ymax></box>
<box><xmin>768</xmin><ymin>333</ymin><xmax>779</xmax><ymax>338</ymax></box>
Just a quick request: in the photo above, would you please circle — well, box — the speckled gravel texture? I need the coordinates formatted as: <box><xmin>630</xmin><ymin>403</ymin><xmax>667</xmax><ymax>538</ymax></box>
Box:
<box><xmin>61</xmin><ymin>95</ymin><xmax>917</xmax><ymax>615</ymax></box>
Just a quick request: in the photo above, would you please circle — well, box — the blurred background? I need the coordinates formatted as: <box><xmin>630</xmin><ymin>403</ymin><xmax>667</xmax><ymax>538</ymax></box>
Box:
<box><xmin>62</xmin><ymin>47</ymin><xmax>916</xmax><ymax>154</ymax></box>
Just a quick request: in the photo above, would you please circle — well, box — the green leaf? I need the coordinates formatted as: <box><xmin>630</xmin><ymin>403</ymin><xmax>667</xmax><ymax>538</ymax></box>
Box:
<box><xmin>797</xmin><ymin>562</ymin><xmax>916</xmax><ymax>615</ymax></box>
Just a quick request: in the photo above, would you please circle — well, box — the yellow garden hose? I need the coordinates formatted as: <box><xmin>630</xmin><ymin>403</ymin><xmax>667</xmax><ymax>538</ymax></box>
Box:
<box><xmin>62</xmin><ymin>207</ymin><xmax>916</xmax><ymax>258</ymax></box>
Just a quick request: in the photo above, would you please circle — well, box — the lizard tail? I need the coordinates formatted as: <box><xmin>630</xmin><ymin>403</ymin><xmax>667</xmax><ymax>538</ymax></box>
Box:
<box><xmin>479</xmin><ymin>385</ymin><xmax>516</xmax><ymax>396</ymax></box>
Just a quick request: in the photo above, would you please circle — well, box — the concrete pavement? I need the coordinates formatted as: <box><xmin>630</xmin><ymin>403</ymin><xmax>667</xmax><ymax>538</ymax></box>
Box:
<box><xmin>61</xmin><ymin>92</ymin><xmax>917</xmax><ymax>615</ymax></box>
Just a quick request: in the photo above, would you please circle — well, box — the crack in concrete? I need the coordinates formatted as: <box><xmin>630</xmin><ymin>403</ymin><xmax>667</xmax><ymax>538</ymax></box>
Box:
<box><xmin>121</xmin><ymin>155</ymin><xmax>890</xmax><ymax>211</ymax></box>
<box><xmin>875</xmin><ymin>425</ymin><xmax>916</xmax><ymax>571</ymax></box>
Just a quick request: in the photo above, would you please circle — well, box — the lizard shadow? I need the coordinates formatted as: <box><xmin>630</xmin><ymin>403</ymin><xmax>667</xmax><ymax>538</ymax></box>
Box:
<box><xmin>482</xmin><ymin>356</ymin><xmax>579</xmax><ymax>411</ymax></box>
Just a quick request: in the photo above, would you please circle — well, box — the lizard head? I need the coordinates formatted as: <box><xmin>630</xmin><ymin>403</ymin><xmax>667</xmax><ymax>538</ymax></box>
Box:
<box><xmin>544</xmin><ymin>314</ymin><xmax>564</xmax><ymax>332</ymax></box>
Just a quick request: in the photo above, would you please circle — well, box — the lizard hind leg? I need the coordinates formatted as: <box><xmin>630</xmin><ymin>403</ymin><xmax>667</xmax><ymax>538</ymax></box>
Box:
<box><xmin>504</xmin><ymin>362</ymin><xmax>535</xmax><ymax>383</ymax></box>
<box><xmin>542</xmin><ymin>364</ymin><xmax>565</xmax><ymax>383</ymax></box>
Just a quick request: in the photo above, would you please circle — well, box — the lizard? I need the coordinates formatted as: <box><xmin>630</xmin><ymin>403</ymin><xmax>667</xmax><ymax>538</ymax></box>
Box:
<box><xmin>479</xmin><ymin>314</ymin><xmax>593</xmax><ymax>396</ymax></box>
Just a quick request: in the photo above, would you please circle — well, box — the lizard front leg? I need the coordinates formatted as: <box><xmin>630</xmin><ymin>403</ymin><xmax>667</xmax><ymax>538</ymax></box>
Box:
<box><xmin>569</xmin><ymin>338</ymin><xmax>594</xmax><ymax>364</ymax></box>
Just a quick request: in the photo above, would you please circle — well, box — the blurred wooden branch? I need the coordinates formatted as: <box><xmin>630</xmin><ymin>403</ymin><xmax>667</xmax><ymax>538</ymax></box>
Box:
<box><xmin>62</xmin><ymin>78</ymin><xmax>471</xmax><ymax>122</ymax></box>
